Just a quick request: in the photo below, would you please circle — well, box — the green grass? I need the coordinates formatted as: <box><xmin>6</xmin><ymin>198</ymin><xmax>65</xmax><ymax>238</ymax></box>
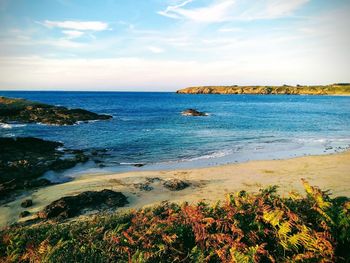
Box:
<box><xmin>1</xmin><ymin>180</ymin><xmax>349</xmax><ymax>262</ymax></box>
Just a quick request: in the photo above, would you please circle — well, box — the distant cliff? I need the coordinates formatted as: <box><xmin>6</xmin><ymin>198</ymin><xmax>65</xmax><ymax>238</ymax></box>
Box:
<box><xmin>176</xmin><ymin>84</ymin><xmax>350</xmax><ymax>95</ymax></box>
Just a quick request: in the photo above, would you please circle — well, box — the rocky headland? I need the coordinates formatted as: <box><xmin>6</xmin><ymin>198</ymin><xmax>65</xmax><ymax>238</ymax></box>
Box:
<box><xmin>177</xmin><ymin>83</ymin><xmax>350</xmax><ymax>95</ymax></box>
<box><xmin>0</xmin><ymin>96</ymin><xmax>112</xmax><ymax>125</ymax></box>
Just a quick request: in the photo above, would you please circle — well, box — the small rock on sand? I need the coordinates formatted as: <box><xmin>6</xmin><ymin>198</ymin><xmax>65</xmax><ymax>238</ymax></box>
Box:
<box><xmin>21</xmin><ymin>199</ymin><xmax>33</xmax><ymax>208</ymax></box>
<box><xmin>37</xmin><ymin>189</ymin><xmax>128</xmax><ymax>220</ymax></box>
<box><xmin>20</xmin><ymin>211</ymin><xmax>31</xmax><ymax>218</ymax></box>
<box><xmin>163</xmin><ymin>179</ymin><xmax>190</xmax><ymax>191</ymax></box>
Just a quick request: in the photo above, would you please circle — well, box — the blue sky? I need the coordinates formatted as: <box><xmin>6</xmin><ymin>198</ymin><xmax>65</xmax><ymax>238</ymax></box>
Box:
<box><xmin>0</xmin><ymin>0</ymin><xmax>349</xmax><ymax>91</ymax></box>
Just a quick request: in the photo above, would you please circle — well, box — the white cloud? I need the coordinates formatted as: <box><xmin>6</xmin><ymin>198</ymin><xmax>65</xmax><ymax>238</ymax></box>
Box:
<box><xmin>266</xmin><ymin>0</ymin><xmax>310</xmax><ymax>17</ymax></box>
<box><xmin>62</xmin><ymin>30</ymin><xmax>84</xmax><ymax>39</ymax></box>
<box><xmin>148</xmin><ymin>46</ymin><xmax>164</xmax><ymax>53</ymax></box>
<box><xmin>158</xmin><ymin>0</ymin><xmax>310</xmax><ymax>22</ymax></box>
<box><xmin>240</xmin><ymin>0</ymin><xmax>310</xmax><ymax>20</ymax></box>
<box><xmin>41</xmin><ymin>39</ymin><xmax>86</xmax><ymax>49</ymax></box>
<box><xmin>158</xmin><ymin>0</ymin><xmax>235</xmax><ymax>23</ymax></box>
<box><xmin>0</xmin><ymin>45</ymin><xmax>348</xmax><ymax>91</ymax></box>
<box><xmin>42</xmin><ymin>20</ymin><xmax>108</xmax><ymax>31</ymax></box>
<box><xmin>218</xmin><ymin>27</ymin><xmax>242</xmax><ymax>32</ymax></box>
<box><xmin>158</xmin><ymin>0</ymin><xmax>194</xmax><ymax>19</ymax></box>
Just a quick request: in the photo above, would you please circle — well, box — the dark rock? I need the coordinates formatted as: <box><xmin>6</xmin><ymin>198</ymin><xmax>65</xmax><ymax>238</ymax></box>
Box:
<box><xmin>37</xmin><ymin>189</ymin><xmax>128</xmax><ymax>220</ymax></box>
<box><xmin>20</xmin><ymin>211</ymin><xmax>31</xmax><ymax>218</ymax></box>
<box><xmin>181</xmin><ymin>109</ymin><xmax>208</xmax><ymax>116</ymax></box>
<box><xmin>0</xmin><ymin>96</ymin><xmax>112</xmax><ymax>126</ymax></box>
<box><xmin>21</xmin><ymin>199</ymin><xmax>33</xmax><ymax>208</ymax></box>
<box><xmin>163</xmin><ymin>179</ymin><xmax>190</xmax><ymax>191</ymax></box>
<box><xmin>71</xmin><ymin>149</ymin><xmax>84</xmax><ymax>154</ymax></box>
<box><xmin>0</xmin><ymin>137</ymin><xmax>91</xmax><ymax>202</ymax></box>
<box><xmin>134</xmin><ymin>163</ymin><xmax>145</xmax><ymax>167</ymax></box>
<box><xmin>50</xmin><ymin>158</ymin><xmax>81</xmax><ymax>171</ymax></box>
<box><xmin>24</xmin><ymin>179</ymin><xmax>53</xmax><ymax>188</ymax></box>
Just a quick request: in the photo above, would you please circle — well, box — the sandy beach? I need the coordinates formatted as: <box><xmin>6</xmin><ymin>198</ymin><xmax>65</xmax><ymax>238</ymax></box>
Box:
<box><xmin>1</xmin><ymin>151</ymin><xmax>349</xmax><ymax>227</ymax></box>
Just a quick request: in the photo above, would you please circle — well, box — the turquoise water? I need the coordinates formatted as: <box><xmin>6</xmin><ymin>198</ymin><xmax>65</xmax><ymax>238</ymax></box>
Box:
<box><xmin>1</xmin><ymin>91</ymin><xmax>350</xmax><ymax>179</ymax></box>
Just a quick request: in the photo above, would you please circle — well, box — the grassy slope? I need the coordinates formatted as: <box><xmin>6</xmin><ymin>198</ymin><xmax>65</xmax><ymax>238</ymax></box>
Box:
<box><xmin>1</xmin><ymin>180</ymin><xmax>349</xmax><ymax>262</ymax></box>
<box><xmin>176</xmin><ymin>84</ymin><xmax>350</xmax><ymax>95</ymax></box>
<box><xmin>0</xmin><ymin>96</ymin><xmax>49</xmax><ymax>112</ymax></box>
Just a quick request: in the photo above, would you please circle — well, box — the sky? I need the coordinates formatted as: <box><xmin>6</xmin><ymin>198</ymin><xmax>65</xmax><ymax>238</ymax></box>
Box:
<box><xmin>0</xmin><ymin>0</ymin><xmax>349</xmax><ymax>91</ymax></box>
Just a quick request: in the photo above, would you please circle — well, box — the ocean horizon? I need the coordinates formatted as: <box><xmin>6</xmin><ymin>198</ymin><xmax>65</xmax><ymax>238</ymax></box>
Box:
<box><xmin>1</xmin><ymin>91</ymin><xmax>350</xmax><ymax>181</ymax></box>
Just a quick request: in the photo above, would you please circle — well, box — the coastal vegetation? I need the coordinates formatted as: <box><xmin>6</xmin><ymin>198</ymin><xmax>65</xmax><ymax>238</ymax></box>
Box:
<box><xmin>0</xmin><ymin>96</ymin><xmax>112</xmax><ymax>125</ymax></box>
<box><xmin>176</xmin><ymin>83</ymin><xmax>350</xmax><ymax>95</ymax></box>
<box><xmin>1</xmin><ymin>180</ymin><xmax>349</xmax><ymax>262</ymax></box>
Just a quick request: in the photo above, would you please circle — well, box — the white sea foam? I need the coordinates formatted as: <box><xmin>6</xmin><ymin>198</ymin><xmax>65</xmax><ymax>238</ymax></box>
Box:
<box><xmin>120</xmin><ymin>162</ymin><xmax>145</xmax><ymax>165</ymax></box>
<box><xmin>0</xmin><ymin>123</ymin><xmax>26</xmax><ymax>129</ymax></box>
<box><xmin>183</xmin><ymin>149</ymin><xmax>234</xmax><ymax>162</ymax></box>
<box><xmin>295</xmin><ymin>138</ymin><xmax>350</xmax><ymax>144</ymax></box>
<box><xmin>75</xmin><ymin>120</ymin><xmax>100</xmax><ymax>125</ymax></box>
<box><xmin>37</xmin><ymin>122</ymin><xmax>60</xmax><ymax>126</ymax></box>
<box><xmin>0</xmin><ymin>123</ymin><xmax>12</xmax><ymax>129</ymax></box>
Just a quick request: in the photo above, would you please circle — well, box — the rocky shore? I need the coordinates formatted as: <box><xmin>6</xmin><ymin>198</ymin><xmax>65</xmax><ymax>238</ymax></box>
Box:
<box><xmin>0</xmin><ymin>96</ymin><xmax>112</xmax><ymax>125</ymax></box>
<box><xmin>176</xmin><ymin>83</ymin><xmax>350</xmax><ymax>95</ymax></box>
<box><xmin>0</xmin><ymin>137</ymin><xmax>109</xmax><ymax>204</ymax></box>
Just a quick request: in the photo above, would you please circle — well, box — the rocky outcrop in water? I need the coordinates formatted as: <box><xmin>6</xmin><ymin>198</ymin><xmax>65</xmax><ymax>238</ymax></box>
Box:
<box><xmin>181</xmin><ymin>109</ymin><xmax>208</xmax><ymax>116</ymax></box>
<box><xmin>37</xmin><ymin>190</ymin><xmax>128</xmax><ymax>220</ymax></box>
<box><xmin>0</xmin><ymin>96</ymin><xmax>112</xmax><ymax>125</ymax></box>
<box><xmin>176</xmin><ymin>84</ymin><xmax>350</xmax><ymax>95</ymax></box>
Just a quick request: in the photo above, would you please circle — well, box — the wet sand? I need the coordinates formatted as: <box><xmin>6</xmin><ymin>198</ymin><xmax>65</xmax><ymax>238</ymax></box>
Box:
<box><xmin>1</xmin><ymin>151</ymin><xmax>349</xmax><ymax>227</ymax></box>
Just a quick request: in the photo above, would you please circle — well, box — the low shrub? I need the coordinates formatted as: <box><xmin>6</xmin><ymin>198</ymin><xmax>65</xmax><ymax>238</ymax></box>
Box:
<box><xmin>1</xmin><ymin>180</ymin><xmax>349</xmax><ymax>262</ymax></box>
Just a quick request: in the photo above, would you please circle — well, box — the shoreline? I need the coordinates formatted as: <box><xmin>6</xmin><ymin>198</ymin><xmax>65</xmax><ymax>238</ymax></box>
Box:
<box><xmin>1</xmin><ymin>150</ymin><xmax>349</xmax><ymax>228</ymax></box>
<box><xmin>43</xmin><ymin>139</ymin><xmax>350</xmax><ymax>183</ymax></box>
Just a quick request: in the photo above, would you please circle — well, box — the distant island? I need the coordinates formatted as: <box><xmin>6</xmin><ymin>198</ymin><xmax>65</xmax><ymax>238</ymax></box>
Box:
<box><xmin>177</xmin><ymin>83</ymin><xmax>350</xmax><ymax>95</ymax></box>
<box><xmin>0</xmin><ymin>96</ymin><xmax>112</xmax><ymax>125</ymax></box>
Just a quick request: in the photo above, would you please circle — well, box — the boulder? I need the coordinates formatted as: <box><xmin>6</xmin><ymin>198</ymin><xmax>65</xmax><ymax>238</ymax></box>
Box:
<box><xmin>37</xmin><ymin>189</ymin><xmax>128</xmax><ymax>220</ymax></box>
<box><xmin>0</xmin><ymin>137</ymin><xmax>98</xmax><ymax>203</ymax></box>
<box><xmin>163</xmin><ymin>179</ymin><xmax>190</xmax><ymax>191</ymax></box>
<box><xmin>21</xmin><ymin>199</ymin><xmax>33</xmax><ymax>208</ymax></box>
<box><xmin>19</xmin><ymin>211</ymin><xmax>31</xmax><ymax>218</ymax></box>
<box><xmin>181</xmin><ymin>109</ymin><xmax>208</xmax><ymax>116</ymax></box>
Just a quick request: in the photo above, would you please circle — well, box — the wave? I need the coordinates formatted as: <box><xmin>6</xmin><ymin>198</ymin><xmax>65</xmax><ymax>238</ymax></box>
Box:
<box><xmin>0</xmin><ymin>123</ymin><xmax>12</xmax><ymax>129</ymax></box>
<box><xmin>119</xmin><ymin>162</ymin><xmax>145</xmax><ymax>166</ymax></box>
<box><xmin>295</xmin><ymin>138</ymin><xmax>350</xmax><ymax>144</ymax></box>
<box><xmin>0</xmin><ymin>123</ymin><xmax>27</xmax><ymax>129</ymax></box>
<box><xmin>75</xmin><ymin>120</ymin><xmax>100</xmax><ymax>125</ymax></box>
<box><xmin>181</xmin><ymin>149</ymin><xmax>234</xmax><ymax>162</ymax></box>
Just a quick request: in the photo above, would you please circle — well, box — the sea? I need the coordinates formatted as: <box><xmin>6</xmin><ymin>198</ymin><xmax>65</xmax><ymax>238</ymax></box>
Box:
<box><xmin>1</xmin><ymin>91</ymin><xmax>350</xmax><ymax>181</ymax></box>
